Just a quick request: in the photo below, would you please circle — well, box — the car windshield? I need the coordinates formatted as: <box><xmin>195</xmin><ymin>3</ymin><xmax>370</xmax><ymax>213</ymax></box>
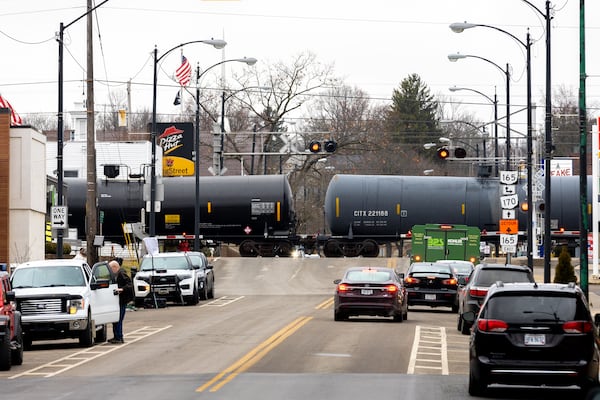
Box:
<box><xmin>11</xmin><ymin>266</ymin><xmax>86</xmax><ymax>288</ymax></box>
<box><xmin>345</xmin><ymin>270</ymin><xmax>392</xmax><ymax>283</ymax></box>
<box><xmin>483</xmin><ymin>294</ymin><xmax>584</xmax><ymax>323</ymax></box>
<box><xmin>140</xmin><ymin>256</ymin><xmax>190</xmax><ymax>271</ymax></box>
<box><xmin>410</xmin><ymin>264</ymin><xmax>452</xmax><ymax>276</ymax></box>
<box><xmin>475</xmin><ymin>269</ymin><xmax>532</xmax><ymax>286</ymax></box>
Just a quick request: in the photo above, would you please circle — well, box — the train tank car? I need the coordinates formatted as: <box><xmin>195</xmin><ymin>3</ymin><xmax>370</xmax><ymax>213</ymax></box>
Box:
<box><xmin>323</xmin><ymin>174</ymin><xmax>591</xmax><ymax>258</ymax></box>
<box><xmin>65</xmin><ymin>175</ymin><xmax>297</xmax><ymax>257</ymax></box>
<box><xmin>323</xmin><ymin>174</ymin><xmax>501</xmax><ymax>257</ymax></box>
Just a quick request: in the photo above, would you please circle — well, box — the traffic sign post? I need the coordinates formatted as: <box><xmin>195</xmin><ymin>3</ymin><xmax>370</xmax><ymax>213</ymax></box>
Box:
<box><xmin>51</xmin><ymin>206</ymin><xmax>68</xmax><ymax>229</ymax></box>
<box><xmin>499</xmin><ymin>171</ymin><xmax>519</xmax><ymax>262</ymax></box>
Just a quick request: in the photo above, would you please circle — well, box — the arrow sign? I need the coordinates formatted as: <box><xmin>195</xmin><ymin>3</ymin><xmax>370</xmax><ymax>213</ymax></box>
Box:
<box><xmin>499</xmin><ymin>219</ymin><xmax>518</xmax><ymax>235</ymax></box>
<box><xmin>51</xmin><ymin>206</ymin><xmax>68</xmax><ymax>229</ymax></box>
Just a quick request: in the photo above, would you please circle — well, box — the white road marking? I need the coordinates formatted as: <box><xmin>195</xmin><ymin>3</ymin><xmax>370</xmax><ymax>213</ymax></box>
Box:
<box><xmin>407</xmin><ymin>325</ymin><xmax>449</xmax><ymax>375</ymax></box>
<box><xmin>200</xmin><ymin>296</ymin><xmax>245</xmax><ymax>307</ymax></box>
<box><xmin>9</xmin><ymin>325</ymin><xmax>172</xmax><ymax>379</ymax></box>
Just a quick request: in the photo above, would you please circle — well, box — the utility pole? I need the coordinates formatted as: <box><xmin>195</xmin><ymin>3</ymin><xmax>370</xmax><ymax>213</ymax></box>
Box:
<box><xmin>86</xmin><ymin>0</ymin><xmax>98</xmax><ymax>264</ymax></box>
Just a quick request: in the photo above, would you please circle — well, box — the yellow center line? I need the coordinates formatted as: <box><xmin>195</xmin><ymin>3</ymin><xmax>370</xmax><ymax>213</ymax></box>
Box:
<box><xmin>315</xmin><ymin>297</ymin><xmax>334</xmax><ymax>310</ymax></box>
<box><xmin>196</xmin><ymin>316</ymin><xmax>313</xmax><ymax>392</ymax></box>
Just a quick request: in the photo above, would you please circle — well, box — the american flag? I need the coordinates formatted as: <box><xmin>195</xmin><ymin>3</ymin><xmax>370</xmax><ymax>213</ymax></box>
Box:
<box><xmin>0</xmin><ymin>94</ymin><xmax>23</xmax><ymax>126</ymax></box>
<box><xmin>175</xmin><ymin>55</ymin><xmax>192</xmax><ymax>87</ymax></box>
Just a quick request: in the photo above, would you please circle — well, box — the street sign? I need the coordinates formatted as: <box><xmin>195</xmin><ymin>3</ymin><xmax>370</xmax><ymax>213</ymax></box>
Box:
<box><xmin>500</xmin><ymin>170</ymin><xmax>518</xmax><ymax>184</ymax></box>
<box><xmin>500</xmin><ymin>234</ymin><xmax>518</xmax><ymax>253</ymax></box>
<box><xmin>499</xmin><ymin>219</ymin><xmax>518</xmax><ymax>234</ymax></box>
<box><xmin>51</xmin><ymin>206</ymin><xmax>68</xmax><ymax>229</ymax></box>
<box><xmin>502</xmin><ymin>209</ymin><xmax>516</xmax><ymax>219</ymax></box>
<box><xmin>501</xmin><ymin>185</ymin><xmax>516</xmax><ymax>195</ymax></box>
<box><xmin>500</xmin><ymin>194</ymin><xmax>519</xmax><ymax>209</ymax></box>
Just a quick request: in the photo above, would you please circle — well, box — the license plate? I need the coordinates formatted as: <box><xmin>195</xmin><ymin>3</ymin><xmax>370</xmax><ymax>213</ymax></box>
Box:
<box><xmin>524</xmin><ymin>334</ymin><xmax>546</xmax><ymax>346</ymax></box>
<box><xmin>361</xmin><ymin>289</ymin><xmax>373</xmax><ymax>295</ymax></box>
<box><xmin>425</xmin><ymin>294</ymin><xmax>436</xmax><ymax>300</ymax></box>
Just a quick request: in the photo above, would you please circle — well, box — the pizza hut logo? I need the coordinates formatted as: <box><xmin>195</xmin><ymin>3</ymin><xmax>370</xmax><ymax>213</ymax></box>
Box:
<box><xmin>158</xmin><ymin>125</ymin><xmax>184</xmax><ymax>154</ymax></box>
<box><xmin>166</xmin><ymin>158</ymin><xmax>174</xmax><ymax>167</ymax></box>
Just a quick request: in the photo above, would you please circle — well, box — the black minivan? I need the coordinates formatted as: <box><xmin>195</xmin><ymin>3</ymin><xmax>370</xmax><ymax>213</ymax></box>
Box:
<box><xmin>464</xmin><ymin>282</ymin><xmax>600</xmax><ymax>396</ymax></box>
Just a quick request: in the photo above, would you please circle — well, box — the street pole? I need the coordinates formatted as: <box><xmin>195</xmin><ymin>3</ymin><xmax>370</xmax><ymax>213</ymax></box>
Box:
<box><xmin>526</xmin><ymin>32</ymin><xmax>533</xmax><ymax>270</ymax></box>
<box><xmin>56</xmin><ymin>0</ymin><xmax>110</xmax><ymax>258</ymax></box>
<box><xmin>578</xmin><ymin>0</ymin><xmax>588</xmax><ymax>298</ymax></box>
<box><xmin>194</xmin><ymin>65</ymin><xmax>201</xmax><ymax>251</ymax></box>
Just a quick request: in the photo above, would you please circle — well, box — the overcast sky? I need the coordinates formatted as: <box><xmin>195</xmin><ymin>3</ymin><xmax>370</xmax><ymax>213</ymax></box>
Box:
<box><xmin>0</xmin><ymin>0</ymin><xmax>598</xmax><ymax>134</ymax></box>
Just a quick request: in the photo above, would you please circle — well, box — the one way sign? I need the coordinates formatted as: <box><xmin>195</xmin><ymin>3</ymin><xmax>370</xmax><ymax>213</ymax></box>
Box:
<box><xmin>51</xmin><ymin>206</ymin><xmax>68</xmax><ymax>229</ymax></box>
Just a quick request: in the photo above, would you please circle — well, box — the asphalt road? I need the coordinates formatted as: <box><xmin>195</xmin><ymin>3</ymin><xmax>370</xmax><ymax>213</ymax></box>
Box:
<box><xmin>0</xmin><ymin>257</ymin><xmax>593</xmax><ymax>400</ymax></box>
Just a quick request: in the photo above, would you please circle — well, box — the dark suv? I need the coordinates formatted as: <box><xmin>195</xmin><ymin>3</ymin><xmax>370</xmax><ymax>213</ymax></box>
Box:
<box><xmin>457</xmin><ymin>263</ymin><xmax>534</xmax><ymax>334</ymax></box>
<box><xmin>464</xmin><ymin>282</ymin><xmax>599</xmax><ymax>396</ymax></box>
<box><xmin>0</xmin><ymin>271</ymin><xmax>23</xmax><ymax>370</ymax></box>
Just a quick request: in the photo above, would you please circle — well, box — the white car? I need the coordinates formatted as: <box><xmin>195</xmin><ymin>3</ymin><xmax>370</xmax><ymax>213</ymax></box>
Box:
<box><xmin>133</xmin><ymin>252</ymin><xmax>214</xmax><ymax>307</ymax></box>
<box><xmin>10</xmin><ymin>259</ymin><xmax>120</xmax><ymax>348</ymax></box>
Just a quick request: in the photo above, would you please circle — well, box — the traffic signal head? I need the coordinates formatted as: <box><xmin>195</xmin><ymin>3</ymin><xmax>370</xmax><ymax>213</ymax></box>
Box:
<box><xmin>454</xmin><ymin>147</ymin><xmax>467</xmax><ymax>158</ymax></box>
<box><xmin>437</xmin><ymin>147</ymin><xmax>450</xmax><ymax>159</ymax></box>
<box><xmin>324</xmin><ymin>140</ymin><xmax>337</xmax><ymax>153</ymax></box>
<box><xmin>309</xmin><ymin>140</ymin><xmax>337</xmax><ymax>153</ymax></box>
<box><xmin>309</xmin><ymin>141</ymin><xmax>321</xmax><ymax>153</ymax></box>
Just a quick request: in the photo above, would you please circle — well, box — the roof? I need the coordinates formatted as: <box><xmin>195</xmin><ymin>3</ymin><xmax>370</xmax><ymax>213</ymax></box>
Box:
<box><xmin>15</xmin><ymin>259</ymin><xmax>89</xmax><ymax>268</ymax></box>
<box><xmin>488</xmin><ymin>282</ymin><xmax>581</xmax><ymax>296</ymax></box>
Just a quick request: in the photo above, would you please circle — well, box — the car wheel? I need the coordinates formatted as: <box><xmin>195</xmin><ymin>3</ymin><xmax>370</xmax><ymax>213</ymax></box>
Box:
<box><xmin>468</xmin><ymin>366</ymin><xmax>487</xmax><ymax>396</ymax></box>
<box><xmin>134</xmin><ymin>297</ymin><xmax>145</xmax><ymax>308</ymax></box>
<box><xmin>11</xmin><ymin>328</ymin><xmax>23</xmax><ymax>366</ymax></box>
<box><xmin>393</xmin><ymin>311</ymin><xmax>404</xmax><ymax>322</ymax></box>
<box><xmin>457</xmin><ymin>315</ymin><xmax>463</xmax><ymax>331</ymax></box>
<box><xmin>23</xmin><ymin>334</ymin><xmax>32</xmax><ymax>351</ymax></box>
<box><xmin>199</xmin><ymin>281</ymin><xmax>208</xmax><ymax>301</ymax></box>
<box><xmin>461</xmin><ymin>319</ymin><xmax>472</xmax><ymax>335</ymax></box>
<box><xmin>451</xmin><ymin>303</ymin><xmax>459</xmax><ymax>313</ymax></box>
<box><xmin>208</xmin><ymin>277</ymin><xmax>215</xmax><ymax>299</ymax></box>
<box><xmin>79</xmin><ymin>313</ymin><xmax>94</xmax><ymax>348</ymax></box>
<box><xmin>334</xmin><ymin>311</ymin><xmax>347</xmax><ymax>321</ymax></box>
<box><xmin>95</xmin><ymin>324</ymin><xmax>107</xmax><ymax>343</ymax></box>
<box><xmin>187</xmin><ymin>286</ymin><xmax>200</xmax><ymax>305</ymax></box>
<box><xmin>0</xmin><ymin>330</ymin><xmax>11</xmax><ymax>371</ymax></box>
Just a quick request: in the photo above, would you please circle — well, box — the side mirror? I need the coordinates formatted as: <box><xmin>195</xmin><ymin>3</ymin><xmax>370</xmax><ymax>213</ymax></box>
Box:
<box><xmin>333</xmin><ymin>279</ymin><xmax>341</xmax><ymax>284</ymax></box>
<box><xmin>458</xmin><ymin>276</ymin><xmax>467</xmax><ymax>286</ymax></box>
<box><xmin>90</xmin><ymin>279</ymin><xmax>111</xmax><ymax>290</ymax></box>
<box><xmin>5</xmin><ymin>290</ymin><xmax>15</xmax><ymax>302</ymax></box>
<box><xmin>594</xmin><ymin>313</ymin><xmax>600</xmax><ymax>327</ymax></box>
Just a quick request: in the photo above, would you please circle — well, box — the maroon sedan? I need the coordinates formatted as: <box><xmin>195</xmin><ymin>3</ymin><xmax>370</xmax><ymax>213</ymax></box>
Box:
<box><xmin>333</xmin><ymin>267</ymin><xmax>408</xmax><ymax>322</ymax></box>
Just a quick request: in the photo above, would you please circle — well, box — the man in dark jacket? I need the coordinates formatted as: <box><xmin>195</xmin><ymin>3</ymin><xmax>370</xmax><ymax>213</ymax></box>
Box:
<box><xmin>108</xmin><ymin>260</ymin><xmax>133</xmax><ymax>344</ymax></box>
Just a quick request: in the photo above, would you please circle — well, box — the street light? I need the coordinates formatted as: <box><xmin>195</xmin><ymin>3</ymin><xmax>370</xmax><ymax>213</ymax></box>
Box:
<box><xmin>56</xmin><ymin>0</ymin><xmax>110</xmax><ymax>258</ymax></box>
<box><xmin>449</xmin><ymin>86</ymin><xmax>499</xmax><ymax>176</ymax></box>
<box><xmin>150</xmin><ymin>39</ymin><xmax>227</xmax><ymax>241</ymax></box>
<box><xmin>192</xmin><ymin>57</ymin><xmax>257</xmax><ymax>251</ymax></box>
<box><xmin>450</xmin><ymin>22</ymin><xmax>535</xmax><ymax>271</ymax></box>
<box><xmin>448</xmin><ymin>53</ymin><xmax>511</xmax><ymax>171</ymax></box>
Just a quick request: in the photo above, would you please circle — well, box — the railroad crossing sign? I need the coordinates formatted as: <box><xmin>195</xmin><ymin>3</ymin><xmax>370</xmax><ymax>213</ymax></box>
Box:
<box><xmin>51</xmin><ymin>206</ymin><xmax>68</xmax><ymax>229</ymax></box>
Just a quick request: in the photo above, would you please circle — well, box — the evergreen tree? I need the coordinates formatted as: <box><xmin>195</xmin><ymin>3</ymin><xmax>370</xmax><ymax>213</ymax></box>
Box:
<box><xmin>553</xmin><ymin>246</ymin><xmax>577</xmax><ymax>284</ymax></box>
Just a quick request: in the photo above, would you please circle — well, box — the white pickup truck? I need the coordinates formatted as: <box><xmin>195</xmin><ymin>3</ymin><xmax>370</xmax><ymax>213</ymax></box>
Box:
<box><xmin>10</xmin><ymin>259</ymin><xmax>120</xmax><ymax>349</ymax></box>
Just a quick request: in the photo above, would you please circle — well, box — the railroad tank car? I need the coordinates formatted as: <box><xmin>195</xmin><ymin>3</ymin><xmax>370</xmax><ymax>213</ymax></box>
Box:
<box><xmin>323</xmin><ymin>174</ymin><xmax>588</xmax><ymax>257</ymax></box>
<box><xmin>64</xmin><ymin>175</ymin><xmax>297</xmax><ymax>257</ymax></box>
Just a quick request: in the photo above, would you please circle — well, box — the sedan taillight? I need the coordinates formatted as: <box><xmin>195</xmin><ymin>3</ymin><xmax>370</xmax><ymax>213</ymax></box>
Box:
<box><xmin>469</xmin><ymin>288</ymin><xmax>488</xmax><ymax>298</ymax></box>
<box><xmin>477</xmin><ymin>318</ymin><xmax>508</xmax><ymax>332</ymax></box>
<box><xmin>404</xmin><ymin>276</ymin><xmax>419</xmax><ymax>285</ymax></box>
<box><xmin>442</xmin><ymin>278</ymin><xmax>457</xmax><ymax>286</ymax></box>
<box><xmin>385</xmin><ymin>284</ymin><xmax>398</xmax><ymax>293</ymax></box>
<box><xmin>337</xmin><ymin>283</ymin><xmax>350</xmax><ymax>293</ymax></box>
<box><xmin>563</xmin><ymin>320</ymin><xmax>593</xmax><ymax>333</ymax></box>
